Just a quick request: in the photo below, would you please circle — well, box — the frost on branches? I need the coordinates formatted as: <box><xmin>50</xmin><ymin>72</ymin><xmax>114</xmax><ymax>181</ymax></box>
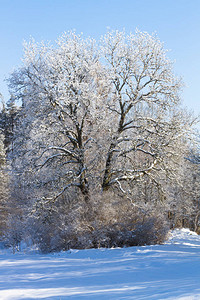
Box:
<box><xmin>0</xmin><ymin>132</ymin><xmax>9</xmax><ymax>237</ymax></box>
<box><xmin>8</xmin><ymin>30</ymin><xmax>194</xmax><ymax>201</ymax></box>
<box><xmin>7</xmin><ymin>30</ymin><xmax>198</xmax><ymax>251</ymax></box>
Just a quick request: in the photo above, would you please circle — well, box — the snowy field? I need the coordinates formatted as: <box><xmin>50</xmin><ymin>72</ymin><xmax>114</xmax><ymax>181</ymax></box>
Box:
<box><xmin>0</xmin><ymin>229</ymin><xmax>200</xmax><ymax>300</ymax></box>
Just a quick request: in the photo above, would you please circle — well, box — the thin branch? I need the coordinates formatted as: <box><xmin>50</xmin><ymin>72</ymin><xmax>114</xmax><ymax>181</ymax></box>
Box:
<box><xmin>36</xmin><ymin>153</ymin><xmax>68</xmax><ymax>168</ymax></box>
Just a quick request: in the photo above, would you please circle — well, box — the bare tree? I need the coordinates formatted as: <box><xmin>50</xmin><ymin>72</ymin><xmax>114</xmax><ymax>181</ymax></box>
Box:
<box><xmin>8</xmin><ymin>30</ymin><xmax>195</xmax><ymax>209</ymax></box>
<box><xmin>0</xmin><ymin>132</ymin><xmax>9</xmax><ymax>237</ymax></box>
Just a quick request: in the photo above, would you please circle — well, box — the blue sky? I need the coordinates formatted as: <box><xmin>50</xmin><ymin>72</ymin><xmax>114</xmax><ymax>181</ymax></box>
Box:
<box><xmin>0</xmin><ymin>0</ymin><xmax>200</xmax><ymax>119</ymax></box>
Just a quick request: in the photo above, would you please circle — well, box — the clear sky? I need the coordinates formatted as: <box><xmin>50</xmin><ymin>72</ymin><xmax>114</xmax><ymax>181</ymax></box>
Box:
<box><xmin>0</xmin><ymin>0</ymin><xmax>200</xmax><ymax>120</ymax></box>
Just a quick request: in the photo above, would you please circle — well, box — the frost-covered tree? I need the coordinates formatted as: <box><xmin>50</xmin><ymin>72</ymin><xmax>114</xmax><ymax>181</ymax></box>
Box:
<box><xmin>7</xmin><ymin>30</ymin><xmax>197</xmax><ymax>250</ymax></box>
<box><xmin>9</xmin><ymin>33</ymin><xmax>110</xmax><ymax>205</ymax></box>
<box><xmin>8</xmin><ymin>30</ymin><xmax>192</xmax><ymax>202</ymax></box>
<box><xmin>100</xmin><ymin>31</ymin><xmax>195</xmax><ymax>195</ymax></box>
<box><xmin>0</xmin><ymin>132</ymin><xmax>9</xmax><ymax>237</ymax></box>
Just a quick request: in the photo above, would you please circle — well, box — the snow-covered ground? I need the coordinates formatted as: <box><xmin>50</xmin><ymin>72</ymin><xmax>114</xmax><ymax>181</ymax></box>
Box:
<box><xmin>0</xmin><ymin>228</ymin><xmax>200</xmax><ymax>300</ymax></box>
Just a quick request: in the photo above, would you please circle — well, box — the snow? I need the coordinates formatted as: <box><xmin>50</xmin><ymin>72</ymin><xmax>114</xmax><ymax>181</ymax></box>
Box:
<box><xmin>0</xmin><ymin>228</ymin><xmax>200</xmax><ymax>299</ymax></box>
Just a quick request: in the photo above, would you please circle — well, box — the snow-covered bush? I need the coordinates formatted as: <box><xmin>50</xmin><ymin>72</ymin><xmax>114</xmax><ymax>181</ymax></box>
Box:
<box><xmin>24</xmin><ymin>194</ymin><xmax>169</xmax><ymax>252</ymax></box>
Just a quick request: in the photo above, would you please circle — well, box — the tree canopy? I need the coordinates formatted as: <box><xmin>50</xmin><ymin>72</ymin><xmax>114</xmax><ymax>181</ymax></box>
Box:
<box><xmin>1</xmin><ymin>30</ymin><xmax>199</xmax><ymax>251</ymax></box>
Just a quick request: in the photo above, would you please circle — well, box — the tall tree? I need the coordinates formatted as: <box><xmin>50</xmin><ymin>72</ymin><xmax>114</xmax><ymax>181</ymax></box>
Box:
<box><xmin>0</xmin><ymin>132</ymin><xmax>9</xmax><ymax>237</ymax></box>
<box><xmin>8</xmin><ymin>30</ymin><xmax>195</xmax><ymax>209</ymax></box>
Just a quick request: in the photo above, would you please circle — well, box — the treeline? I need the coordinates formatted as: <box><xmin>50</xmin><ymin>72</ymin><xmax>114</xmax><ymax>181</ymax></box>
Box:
<box><xmin>0</xmin><ymin>30</ymin><xmax>199</xmax><ymax>252</ymax></box>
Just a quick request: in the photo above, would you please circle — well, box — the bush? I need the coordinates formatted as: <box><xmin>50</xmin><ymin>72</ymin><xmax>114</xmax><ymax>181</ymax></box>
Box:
<box><xmin>35</xmin><ymin>212</ymin><xmax>169</xmax><ymax>252</ymax></box>
<box><xmin>71</xmin><ymin>215</ymin><xmax>169</xmax><ymax>250</ymax></box>
<box><xmin>6</xmin><ymin>192</ymin><xmax>170</xmax><ymax>253</ymax></box>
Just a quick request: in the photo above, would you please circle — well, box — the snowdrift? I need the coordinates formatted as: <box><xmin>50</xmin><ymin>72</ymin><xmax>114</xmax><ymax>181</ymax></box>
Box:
<box><xmin>0</xmin><ymin>228</ymin><xmax>200</xmax><ymax>299</ymax></box>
